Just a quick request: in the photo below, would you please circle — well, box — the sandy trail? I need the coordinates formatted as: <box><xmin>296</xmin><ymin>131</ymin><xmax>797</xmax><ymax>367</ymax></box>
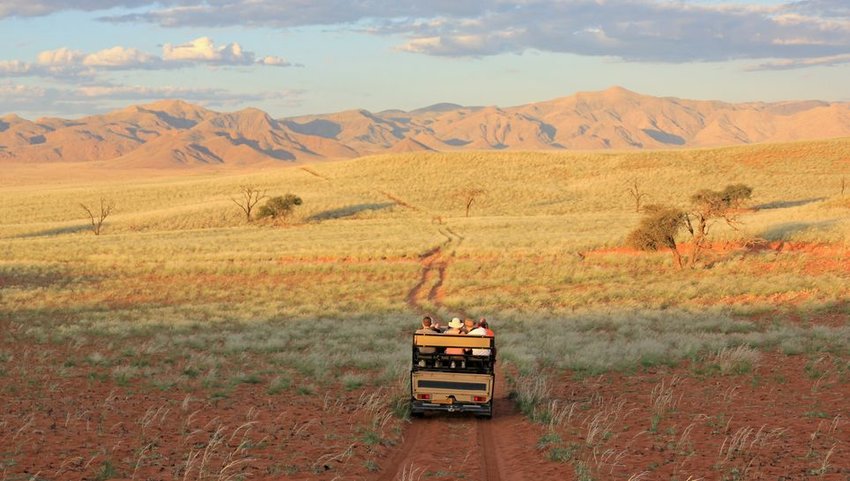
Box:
<box><xmin>381</xmin><ymin>229</ymin><xmax>547</xmax><ymax>481</ymax></box>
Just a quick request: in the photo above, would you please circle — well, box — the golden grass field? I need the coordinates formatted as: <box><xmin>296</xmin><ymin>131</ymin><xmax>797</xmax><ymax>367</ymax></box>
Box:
<box><xmin>3</xmin><ymin>138</ymin><xmax>850</xmax><ymax>480</ymax></box>
<box><xmin>2</xmin><ymin>139</ymin><xmax>850</xmax><ymax>375</ymax></box>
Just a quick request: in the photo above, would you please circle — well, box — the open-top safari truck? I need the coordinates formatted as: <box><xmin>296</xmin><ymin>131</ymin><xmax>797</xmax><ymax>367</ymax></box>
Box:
<box><xmin>410</xmin><ymin>333</ymin><xmax>496</xmax><ymax>418</ymax></box>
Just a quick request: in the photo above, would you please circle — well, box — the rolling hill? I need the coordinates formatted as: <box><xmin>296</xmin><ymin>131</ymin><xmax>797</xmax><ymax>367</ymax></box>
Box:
<box><xmin>3</xmin><ymin>87</ymin><xmax>850</xmax><ymax>167</ymax></box>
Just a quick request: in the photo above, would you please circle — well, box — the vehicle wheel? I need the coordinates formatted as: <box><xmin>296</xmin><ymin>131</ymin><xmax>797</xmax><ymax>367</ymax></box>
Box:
<box><xmin>478</xmin><ymin>402</ymin><xmax>493</xmax><ymax>419</ymax></box>
<box><xmin>411</xmin><ymin>410</ymin><xmax>425</xmax><ymax>418</ymax></box>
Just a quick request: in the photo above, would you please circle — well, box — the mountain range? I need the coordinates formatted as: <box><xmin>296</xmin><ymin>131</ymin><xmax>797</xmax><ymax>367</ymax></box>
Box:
<box><xmin>3</xmin><ymin>87</ymin><xmax>850</xmax><ymax>167</ymax></box>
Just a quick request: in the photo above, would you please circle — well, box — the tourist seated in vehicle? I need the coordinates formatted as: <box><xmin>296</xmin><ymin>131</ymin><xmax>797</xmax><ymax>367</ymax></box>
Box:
<box><xmin>461</xmin><ymin>318</ymin><xmax>476</xmax><ymax>334</ymax></box>
<box><xmin>416</xmin><ymin>316</ymin><xmax>442</xmax><ymax>334</ymax></box>
<box><xmin>478</xmin><ymin>318</ymin><xmax>494</xmax><ymax>337</ymax></box>
<box><xmin>416</xmin><ymin>316</ymin><xmax>440</xmax><ymax>356</ymax></box>
<box><xmin>443</xmin><ymin>317</ymin><xmax>466</xmax><ymax>355</ymax></box>
<box><xmin>466</xmin><ymin>319</ymin><xmax>492</xmax><ymax>356</ymax></box>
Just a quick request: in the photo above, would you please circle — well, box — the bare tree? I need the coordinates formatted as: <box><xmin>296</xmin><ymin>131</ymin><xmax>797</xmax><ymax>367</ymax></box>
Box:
<box><xmin>80</xmin><ymin>197</ymin><xmax>113</xmax><ymax>235</ymax></box>
<box><xmin>626</xmin><ymin>178</ymin><xmax>648</xmax><ymax>213</ymax></box>
<box><xmin>231</xmin><ymin>185</ymin><xmax>266</xmax><ymax>222</ymax></box>
<box><xmin>454</xmin><ymin>186</ymin><xmax>486</xmax><ymax>217</ymax></box>
<box><xmin>842</xmin><ymin>176</ymin><xmax>846</xmax><ymax>197</ymax></box>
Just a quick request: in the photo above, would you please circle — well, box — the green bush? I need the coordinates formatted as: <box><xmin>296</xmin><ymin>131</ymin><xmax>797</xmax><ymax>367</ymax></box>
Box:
<box><xmin>256</xmin><ymin>194</ymin><xmax>302</xmax><ymax>221</ymax></box>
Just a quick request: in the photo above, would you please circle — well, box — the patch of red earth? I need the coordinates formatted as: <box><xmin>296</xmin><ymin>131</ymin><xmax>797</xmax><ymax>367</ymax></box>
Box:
<box><xmin>583</xmin><ymin>246</ymin><xmax>643</xmax><ymax>257</ymax></box>
<box><xmin>0</xmin><ymin>377</ymin><xmax>404</xmax><ymax>481</ymax></box>
<box><xmin>545</xmin><ymin>352</ymin><xmax>850</xmax><ymax>480</ymax></box>
<box><xmin>0</xmin><ymin>328</ymin><xmax>405</xmax><ymax>481</ymax></box>
<box><xmin>585</xmin><ymin>240</ymin><xmax>850</xmax><ymax>260</ymax></box>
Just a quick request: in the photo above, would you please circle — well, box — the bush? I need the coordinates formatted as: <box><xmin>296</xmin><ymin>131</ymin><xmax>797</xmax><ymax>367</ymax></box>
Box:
<box><xmin>257</xmin><ymin>194</ymin><xmax>302</xmax><ymax>221</ymax></box>
<box><xmin>626</xmin><ymin>206</ymin><xmax>686</xmax><ymax>268</ymax></box>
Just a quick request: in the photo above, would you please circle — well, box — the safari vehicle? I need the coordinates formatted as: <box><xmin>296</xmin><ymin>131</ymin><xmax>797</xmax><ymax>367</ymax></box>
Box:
<box><xmin>410</xmin><ymin>333</ymin><xmax>496</xmax><ymax>418</ymax></box>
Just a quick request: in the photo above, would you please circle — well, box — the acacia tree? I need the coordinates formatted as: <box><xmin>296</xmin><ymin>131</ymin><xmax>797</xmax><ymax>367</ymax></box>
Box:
<box><xmin>684</xmin><ymin>183</ymin><xmax>753</xmax><ymax>267</ymax></box>
<box><xmin>231</xmin><ymin>185</ymin><xmax>266</xmax><ymax>222</ymax></box>
<box><xmin>80</xmin><ymin>197</ymin><xmax>113</xmax><ymax>235</ymax></box>
<box><xmin>454</xmin><ymin>186</ymin><xmax>486</xmax><ymax>217</ymax></box>
<box><xmin>626</xmin><ymin>178</ymin><xmax>648</xmax><ymax>213</ymax></box>
<box><xmin>625</xmin><ymin>184</ymin><xmax>753</xmax><ymax>269</ymax></box>
<box><xmin>626</xmin><ymin>205</ymin><xmax>687</xmax><ymax>269</ymax></box>
<box><xmin>257</xmin><ymin>194</ymin><xmax>303</xmax><ymax>223</ymax></box>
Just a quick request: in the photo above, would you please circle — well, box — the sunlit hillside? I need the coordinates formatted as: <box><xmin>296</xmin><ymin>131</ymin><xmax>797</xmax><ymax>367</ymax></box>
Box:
<box><xmin>2</xmin><ymin>138</ymin><xmax>849</xmax><ymax>369</ymax></box>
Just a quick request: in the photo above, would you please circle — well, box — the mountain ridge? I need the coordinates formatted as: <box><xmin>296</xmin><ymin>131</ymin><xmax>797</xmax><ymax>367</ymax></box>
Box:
<box><xmin>3</xmin><ymin>87</ymin><xmax>850</xmax><ymax>167</ymax></box>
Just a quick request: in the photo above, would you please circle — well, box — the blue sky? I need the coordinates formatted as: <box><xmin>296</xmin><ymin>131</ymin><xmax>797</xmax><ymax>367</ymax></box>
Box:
<box><xmin>1</xmin><ymin>0</ymin><xmax>849</xmax><ymax>118</ymax></box>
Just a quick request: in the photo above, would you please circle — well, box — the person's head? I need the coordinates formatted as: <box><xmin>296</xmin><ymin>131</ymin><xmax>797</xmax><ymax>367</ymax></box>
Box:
<box><xmin>463</xmin><ymin>318</ymin><xmax>475</xmax><ymax>330</ymax></box>
<box><xmin>448</xmin><ymin>317</ymin><xmax>463</xmax><ymax>329</ymax></box>
<box><xmin>478</xmin><ymin>318</ymin><xmax>488</xmax><ymax>329</ymax></box>
<box><xmin>421</xmin><ymin>316</ymin><xmax>432</xmax><ymax>328</ymax></box>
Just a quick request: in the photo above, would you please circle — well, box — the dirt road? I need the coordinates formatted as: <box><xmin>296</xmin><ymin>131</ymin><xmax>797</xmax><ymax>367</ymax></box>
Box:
<box><xmin>379</xmin><ymin>229</ymin><xmax>558</xmax><ymax>481</ymax></box>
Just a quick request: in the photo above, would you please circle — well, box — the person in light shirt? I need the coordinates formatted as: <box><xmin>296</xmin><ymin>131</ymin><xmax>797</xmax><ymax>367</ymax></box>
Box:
<box><xmin>467</xmin><ymin>318</ymin><xmax>492</xmax><ymax>356</ymax></box>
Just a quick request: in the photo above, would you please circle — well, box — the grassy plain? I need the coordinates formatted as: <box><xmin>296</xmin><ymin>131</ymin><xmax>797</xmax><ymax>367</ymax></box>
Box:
<box><xmin>2</xmin><ymin>138</ymin><xmax>850</xmax><ymax>478</ymax></box>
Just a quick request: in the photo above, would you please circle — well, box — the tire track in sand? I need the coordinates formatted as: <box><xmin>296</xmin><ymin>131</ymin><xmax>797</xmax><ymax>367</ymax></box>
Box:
<box><xmin>405</xmin><ymin>228</ymin><xmax>468</xmax><ymax>321</ymax></box>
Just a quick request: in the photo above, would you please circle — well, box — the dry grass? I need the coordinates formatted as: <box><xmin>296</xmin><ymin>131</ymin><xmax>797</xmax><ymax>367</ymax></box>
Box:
<box><xmin>2</xmin><ymin>139</ymin><xmax>850</xmax><ymax>380</ymax></box>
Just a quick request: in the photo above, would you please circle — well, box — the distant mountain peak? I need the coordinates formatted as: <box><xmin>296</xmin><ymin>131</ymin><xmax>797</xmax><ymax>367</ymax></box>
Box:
<box><xmin>0</xmin><ymin>113</ymin><xmax>25</xmax><ymax>122</ymax></box>
<box><xmin>410</xmin><ymin>102</ymin><xmax>464</xmax><ymax>114</ymax></box>
<box><xmin>144</xmin><ymin>99</ymin><xmax>202</xmax><ymax>111</ymax></box>
<box><xmin>602</xmin><ymin>86</ymin><xmax>638</xmax><ymax>96</ymax></box>
<box><xmin>3</xmin><ymin>89</ymin><xmax>850</xmax><ymax>167</ymax></box>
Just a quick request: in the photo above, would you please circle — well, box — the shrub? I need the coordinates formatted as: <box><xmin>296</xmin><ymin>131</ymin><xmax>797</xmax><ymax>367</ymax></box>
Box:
<box><xmin>256</xmin><ymin>194</ymin><xmax>303</xmax><ymax>222</ymax></box>
<box><xmin>626</xmin><ymin>206</ymin><xmax>687</xmax><ymax>268</ymax></box>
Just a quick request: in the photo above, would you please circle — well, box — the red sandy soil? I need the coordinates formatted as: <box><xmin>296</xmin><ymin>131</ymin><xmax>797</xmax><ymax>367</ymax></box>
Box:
<box><xmin>0</xmin><ymin>375</ymin><xmax>405</xmax><ymax>481</ymax></box>
<box><xmin>5</xmin><ymin>350</ymin><xmax>848</xmax><ymax>481</ymax></box>
<box><xmin>542</xmin><ymin>352</ymin><xmax>850</xmax><ymax>480</ymax></box>
<box><xmin>584</xmin><ymin>240</ymin><xmax>850</xmax><ymax>258</ymax></box>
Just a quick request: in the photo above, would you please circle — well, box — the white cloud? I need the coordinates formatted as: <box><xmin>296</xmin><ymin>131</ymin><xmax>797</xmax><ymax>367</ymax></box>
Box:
<box><xmin>162</xmin><ymin>37</ymin><xmax>254</xmax><ymax>65</ymax></box>
<box><xmin>0</xmin><ymin>37</ymin><xmax>295</xmax><ymax>80</ymax></box>
<box><xmin>257</xmin><ymin>55</ymin><xmax>294</xmax><ymax>67</ymax></box>
<box><xmin>36</xmin><ymin>47</ymin><xmax>83</xmax><ymax>66</ymax></box>
<box><xmin>83</xmin><ymin>46</ymin><xmax>158</xmax><ymax>67</ymax></box>
<box><xmin>0</xmin><ymin>60</ymin><xmax>34</xmax><ymax>75</ymax></box>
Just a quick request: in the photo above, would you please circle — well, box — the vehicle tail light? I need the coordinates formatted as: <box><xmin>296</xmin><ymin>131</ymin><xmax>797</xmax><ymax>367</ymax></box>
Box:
<box><xmin>473</xmin><ymin>396</ymin><xmax>486</xmax><ymax>402</ymax></box>
<box><xmin>417</xmin><ymin>394</ymin><xmax>431</xmax><ymax>400</ymax></box>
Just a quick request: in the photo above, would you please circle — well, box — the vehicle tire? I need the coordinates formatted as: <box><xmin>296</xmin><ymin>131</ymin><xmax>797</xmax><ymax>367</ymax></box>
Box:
<box><xmin>476</xmin><ymin>405</ymin><xmax>493</xmax><ymax>420</ymax></box>
<box><xmin>478</xmin><ymin>402</ymin><xmax>493</xmax><ymax>419</ymax></box>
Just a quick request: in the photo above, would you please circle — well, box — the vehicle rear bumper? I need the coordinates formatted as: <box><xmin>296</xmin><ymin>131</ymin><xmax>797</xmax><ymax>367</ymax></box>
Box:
<box><xmin>411</xmin><ymin>400</ymin><xmax>492</xmax><ymax>415</ymax></box>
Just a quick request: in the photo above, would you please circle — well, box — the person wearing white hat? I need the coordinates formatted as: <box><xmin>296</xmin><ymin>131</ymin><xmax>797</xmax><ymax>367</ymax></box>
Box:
<box><xmin>444</xmin><ymin>317</ymin><xmax>465</xmax><ymax>356</ymax></box>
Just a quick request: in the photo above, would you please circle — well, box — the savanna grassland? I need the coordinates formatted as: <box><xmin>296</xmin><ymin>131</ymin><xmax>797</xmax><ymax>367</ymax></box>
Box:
<box><xmin>2</xmin><ymin>138</ymin><xmax>850</xmax><ymax>481</ymax></box>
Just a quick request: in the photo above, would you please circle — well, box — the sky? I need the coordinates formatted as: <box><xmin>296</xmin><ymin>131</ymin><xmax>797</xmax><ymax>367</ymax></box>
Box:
<box><xmin>1</xmin><ymin>0</ymin><xmax>850</xmax><ymax>119</ymax></box>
